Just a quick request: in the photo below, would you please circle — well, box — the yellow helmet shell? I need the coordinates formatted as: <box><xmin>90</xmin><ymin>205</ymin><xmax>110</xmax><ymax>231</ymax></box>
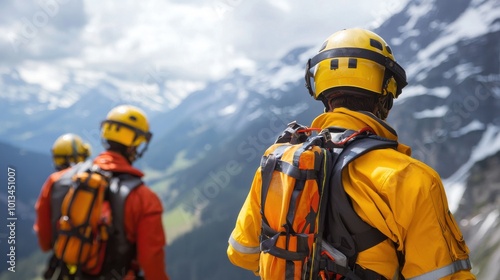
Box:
<box><xmin>305</xmin><ymin>28</ymin><xmax>407</xmax><ymax>101</ymax></box>
<box><xmin>52</xmin><ymin>133</ymin><xmax>91</xmax><ymax>169</ymax></box>
<box><xmin>100</xmin><ymin>105</ymin><xmax>151</xmax><ymax>147</ymax></box>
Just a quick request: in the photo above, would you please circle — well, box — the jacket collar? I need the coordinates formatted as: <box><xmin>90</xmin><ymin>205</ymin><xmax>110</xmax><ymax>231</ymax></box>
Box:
<box><xmin>311</xmin><ymin>107</ymin><xmax>412</xmax><ymax>155</ymax></box>
<box><xmin>93</xmin><ymin>151</ymin><xmax>144</xmax><ymax>177</ymax></box>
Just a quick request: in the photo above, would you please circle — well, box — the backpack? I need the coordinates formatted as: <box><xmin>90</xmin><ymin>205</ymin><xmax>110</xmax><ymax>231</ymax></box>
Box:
<box><xmin>53</xmin><ymin>162</ymin><xmax>113</xmax><ymax>276</ymax></box>
<box><xmin>258</xmin><ymin>122</ymin><xmax>399</xmax><ymax>280</ymax></box>
<box><xmin>49</xmin><ymin>161</ymin><xmax>144</xmax><ymax>280</ymax></box>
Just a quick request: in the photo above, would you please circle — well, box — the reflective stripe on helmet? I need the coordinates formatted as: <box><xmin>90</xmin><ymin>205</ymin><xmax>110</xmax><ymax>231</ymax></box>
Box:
<box><xmin>308</xmin><ymin>47</ymin><xmax>407</xmax><ymax>98</ymax></box>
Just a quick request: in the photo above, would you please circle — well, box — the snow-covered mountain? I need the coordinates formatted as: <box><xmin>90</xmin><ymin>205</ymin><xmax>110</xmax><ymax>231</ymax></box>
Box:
<box><xmin>1</xmin><ymin>0</ymin><xmax>499</xmax><ymax>279</ymax></box>
<box><xmin>0</xmin><ymin>64</ymin><xmax>204</xmax><ymax>154</ymax></box>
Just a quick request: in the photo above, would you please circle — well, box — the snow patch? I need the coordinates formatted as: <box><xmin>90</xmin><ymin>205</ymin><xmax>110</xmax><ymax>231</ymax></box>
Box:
<box><xmin>247</xmin><ymin>108</ymin><xmax>264</xmax><ymax>122</ymax></box>
<box><xmin>443</xmin><ymin>63</ymin><xmax>483</xmax><ymax>84</ymax></box>
<box><xmin>219</xmin><ymin>104</ymin><xmax>237</xmax><ymax>116</ymax></box>
<box><xmin>471</xmin><ymin>124</ymin><xmax>500</xmax><ymax>161</ymax></box>
<box><xmin>466</xmin><ymin>208</ymin><xmax>500</xmax><ymax>255</ymax></box>
<box><xmin>444</xmin><ymin>124</ymin><xmax>500</xmax><ymax>212</ymax></box>
<box><xmin>398</xmin><ymin>85</ymin><xmax>450</xmax><ymax>100</ymax></box>
<box><xmin>408</xmin><ymin>0</ymin><xmax>500</xmax><ymax>79</ymax></box>
<box><xmin>413</xmin><ymin>105</ymin><xmax>448</xmax><ymax>119</ymax></box>
<box><xmin>260</xmin><ymin>64</ymin><xmax>303</xmax><ymax>91</ymax></box>
<box><xmin>444</xmin><ymin>179</ymin><xmax>466</xmax><ymax>214</ymax></box>
<box><xmin>391</xmin><ymin>29</ymin><xmax>420</xmax><ymax>46</ymax></box>
<box><xmin>431</xmin><ymin>87</ymin><xmax>452</xmax><ymax>98</ymax></box>
<box><xmin>163</xmin><ymin>80</ymin><xmax>205</xmax><ymax>110</ymax></box>
<box><xmin>476</xmin><ymin>210</ymin><xmax>499</xmax><ymax>242</ymax></box>
<box><xmin>400</xmin><ymin>0</ymin><xmax>435</xmax><ymax>32</ymax></box>
<box><xmin>105</xmin><ymin>76</ymin><xmax>163</xmax><ymax>111</ymax></box>
<box><xmin>237</xmin><ymin>89</ymin><xmax>249</xmax><ymax>101</ymax></box>
<box><xmin>253</xmin><ymin>46</ymin><xmax>316</xmax><ymax>93</ymax></box>
<box><xmin>450</xmin><ymin>120</ymin><xmax>485</xmax><ymax>138</ymax></box>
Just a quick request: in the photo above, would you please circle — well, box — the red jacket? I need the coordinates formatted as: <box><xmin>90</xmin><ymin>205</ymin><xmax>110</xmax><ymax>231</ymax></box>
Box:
<box><xmin>35</xmin><ymin>168</ymin><xmax>68</xmax><ymax>252</ymax></box>
<box><xmin>34</xmin><ymin>151</ymin><xmax>170</xmax><ymax>280</ymax></box>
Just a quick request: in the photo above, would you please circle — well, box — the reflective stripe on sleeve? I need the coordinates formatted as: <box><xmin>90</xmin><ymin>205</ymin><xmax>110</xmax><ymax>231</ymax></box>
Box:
<box><xmin>228</xmin><ymin>235</ymin><xmax>260</xmax><ymax>254</ymax></box>
<box><xmin>407</xmin><ymin>259</ymin><xmax>472</xmax><ymax>280</ymax></box>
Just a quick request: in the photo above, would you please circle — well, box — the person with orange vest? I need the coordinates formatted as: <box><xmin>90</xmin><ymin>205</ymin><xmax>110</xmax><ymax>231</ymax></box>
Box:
<box><xmin>35</xmin><ymin>133</ymin><xmax>91</xmax><ymax>250</ymax></box>
<box><xmin>227</xmin><ymin>28</ymin><xmax>475</xmax><ymax>279</ymax></box>
<box><xmin>35</xmin><ymin>105</ymin><xmax>170</xmax><ymax>280</ymax></box>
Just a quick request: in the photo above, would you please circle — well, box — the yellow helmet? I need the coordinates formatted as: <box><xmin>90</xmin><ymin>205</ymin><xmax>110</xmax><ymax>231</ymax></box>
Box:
<box><xmin>305</xmin><ymin>28</ymin><xmax>407</xmax><ymax>108</ymax></box>
<box><xmin>100</xmin><ymin>105</ymin><xmax>152</xmax><ymax>160</ymax></box>
<box><xmin>52</xmin><ymin>133</ymin><xmax>91</xmax><ymax>170</ymax></box>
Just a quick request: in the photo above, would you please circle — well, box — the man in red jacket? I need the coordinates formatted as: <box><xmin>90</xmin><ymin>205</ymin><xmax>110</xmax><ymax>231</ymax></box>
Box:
<box><xmin>35</xmin><ymin>133</ymin><xmax>91</xmax><ymax>252</ymax></box>
<box><xmin>35</xmin><ymin>105</ymin><xmax>170</xmax><ymax>280</ymax></box>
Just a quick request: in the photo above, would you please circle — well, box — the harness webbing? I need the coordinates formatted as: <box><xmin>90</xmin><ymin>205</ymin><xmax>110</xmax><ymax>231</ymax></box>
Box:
<box><xmin>330</xmin><ymin>136</ymin><xmax>398</xmax><ymax>254</ymax></box>
<box><xmin>324</xmin><ymin>133</ymin><xmax>399</xmax><ymax>279</ymax></box>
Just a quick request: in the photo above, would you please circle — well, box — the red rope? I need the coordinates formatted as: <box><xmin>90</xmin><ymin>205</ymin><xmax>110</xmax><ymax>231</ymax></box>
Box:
<box><xmin>296</xmin><ymin>128</ymin><xmax>322</xmax><ymax>134</ymax></box>
<box><xmin>334</xmin><ymin>126</ymin><xmax>375</xmax><ymax>145</ymax></box>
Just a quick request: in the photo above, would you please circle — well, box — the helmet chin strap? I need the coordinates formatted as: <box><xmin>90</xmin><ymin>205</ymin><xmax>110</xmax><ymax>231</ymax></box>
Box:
<box><xmin>128</xmin><ymin>141</ymin><xmax>150</xmax><ymax>163</ymax></box>
<box><xmin>126</xmin><ymin>146</ymin><xmax>138</xmax><ymax>163</ymax></box>
<box><xmin>375</xmin><ymin>107</ymin><xmax>387</xmax><ymax>120</ymax></box>
<box><xmin>322</xmin><ymin>96</ymin><xmax>331</xmax><ymax>112</ymax></box>
<box><xmin>376</xmin><ymin>94</ymin><xmax>393</xmax><ymax>120</ymax></box>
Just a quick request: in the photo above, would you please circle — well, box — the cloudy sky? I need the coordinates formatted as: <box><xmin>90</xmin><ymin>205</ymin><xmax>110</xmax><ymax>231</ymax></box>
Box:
<box><xmin>0</xmin><ymin>0</ymin><xmax>408</xmax><ymax>98</ymax></box>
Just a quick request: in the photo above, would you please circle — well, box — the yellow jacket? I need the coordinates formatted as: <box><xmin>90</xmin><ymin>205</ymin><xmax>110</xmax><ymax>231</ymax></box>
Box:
<box><xmin>228</xmin><ymin>108</ymin><xmax>475</xmax><ymax>279</ymax></box>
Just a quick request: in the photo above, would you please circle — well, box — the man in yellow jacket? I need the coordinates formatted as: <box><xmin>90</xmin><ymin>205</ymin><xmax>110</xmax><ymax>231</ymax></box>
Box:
<box><xmin>227</xmin><ymin>28</ymin><xmax>475</xmax><ymax>279</ymax></box>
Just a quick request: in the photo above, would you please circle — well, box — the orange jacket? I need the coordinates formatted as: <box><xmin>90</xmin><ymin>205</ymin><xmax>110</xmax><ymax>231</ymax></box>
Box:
<box><xmin>34</xmin><ymin>151</ymin><xmax>170</xmax><ymax>280</ymax></box>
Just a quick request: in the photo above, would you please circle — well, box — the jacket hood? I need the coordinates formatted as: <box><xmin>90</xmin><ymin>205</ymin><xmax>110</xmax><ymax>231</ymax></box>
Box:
<box><xmin>311</xmin><ymin>108</ymin><xmax>412</xmax><ymax>155</ymax></box>
<box><xmin>93</xmin><ymin>151</ymin><xmax>144</xmax><ymax>177</ymax></box>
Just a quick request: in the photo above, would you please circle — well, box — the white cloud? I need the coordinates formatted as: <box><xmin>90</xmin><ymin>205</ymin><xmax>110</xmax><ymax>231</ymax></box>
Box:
<box><xmin>18</xmin><ymin>61</ymin><xmax>68</xmax><ymax>91</ymax></box>
<box><xmin>0</xmin><ymin>0</ymin><xmax>409</xmax><ymax>89</ymax></box>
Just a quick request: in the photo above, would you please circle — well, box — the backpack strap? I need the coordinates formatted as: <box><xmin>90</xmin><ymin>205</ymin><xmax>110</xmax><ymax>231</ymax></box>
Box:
<box><xmin>325</xmin><ymin>133</ymin><xmax>398</xmax><ymax>277</ymax></box>
<box><xmin>99</xmin><ymin>173</ymin><xmax>143</xmax><ymax>278</ymax></box>
<box><xmin>308</xmin><ymin>148</ymin><xmax>334</xmax><ymax>280</ymax></box>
